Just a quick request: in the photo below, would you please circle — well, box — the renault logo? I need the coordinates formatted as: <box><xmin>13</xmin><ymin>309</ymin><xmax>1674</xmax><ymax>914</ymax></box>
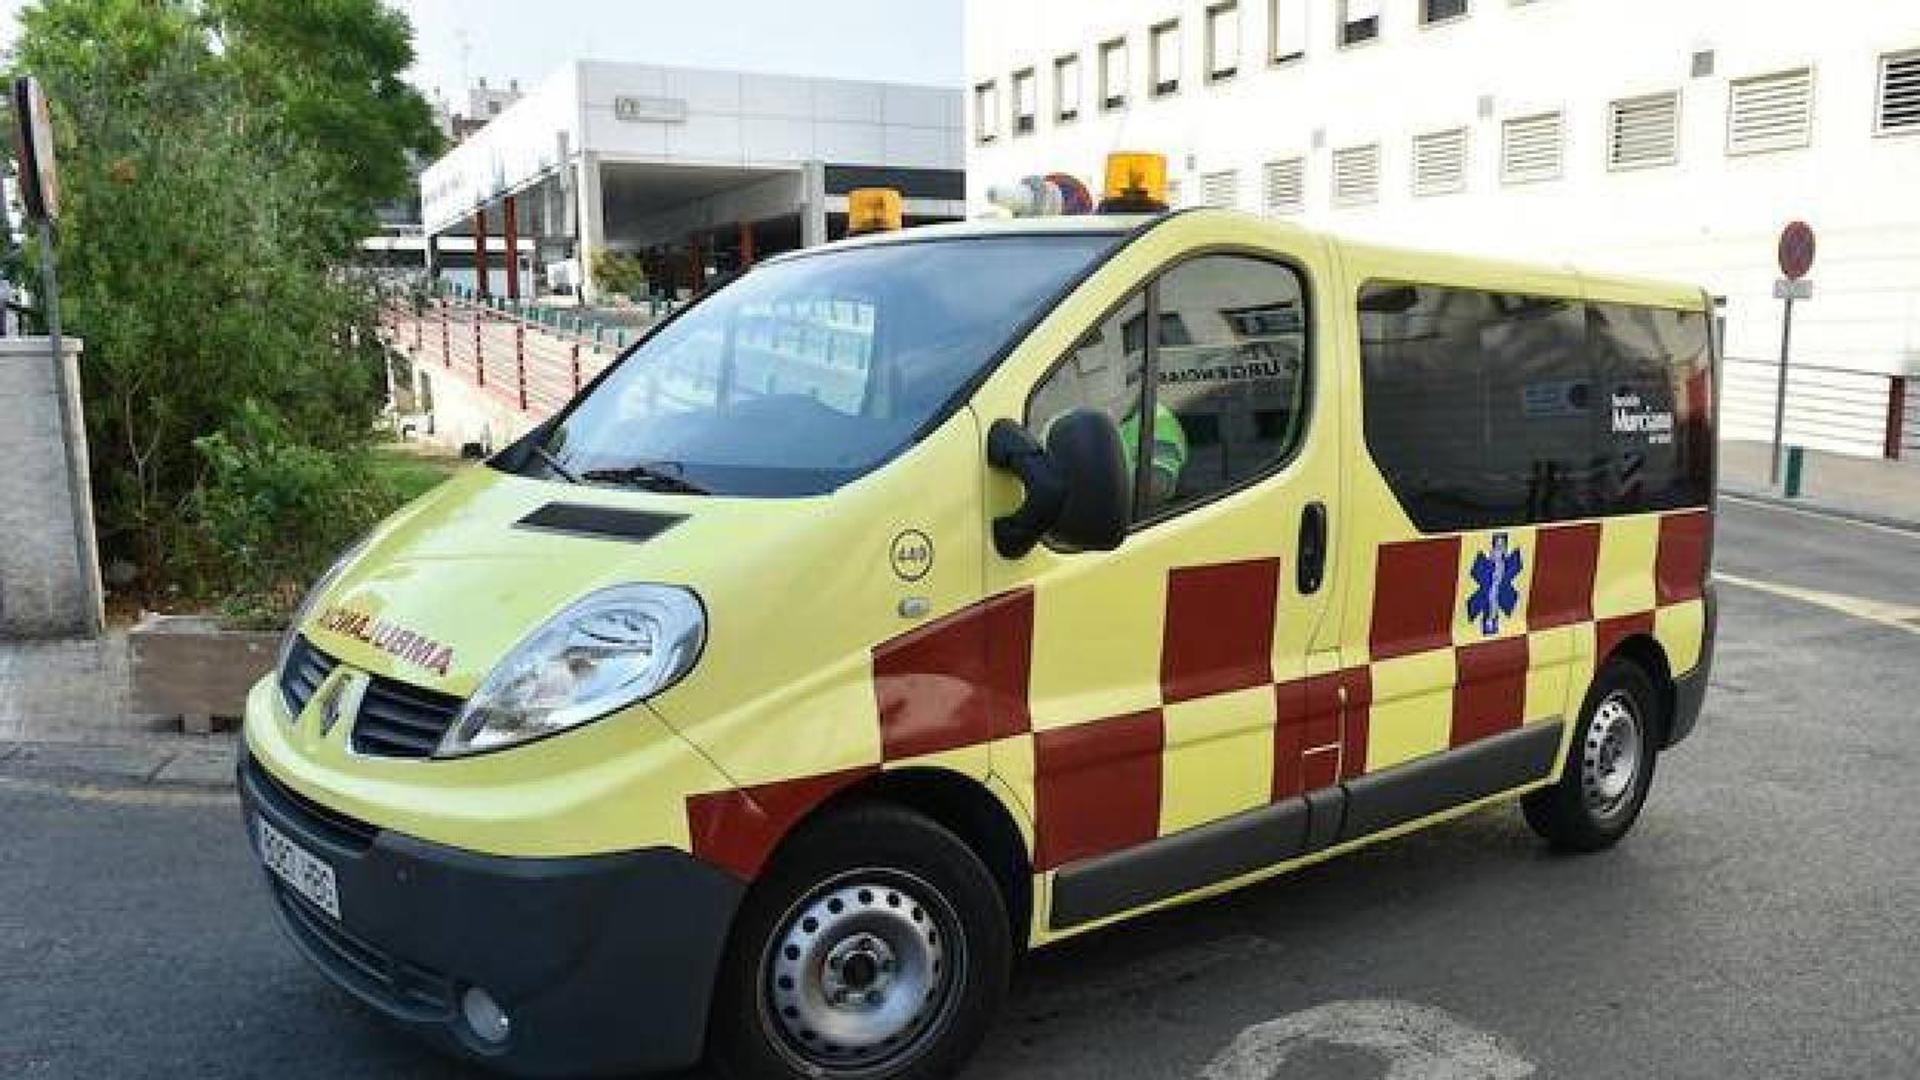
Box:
<box><xmin>315</xmin><ymin>670</ymin><xmax>368</xmax><ymax>738</ymax></box>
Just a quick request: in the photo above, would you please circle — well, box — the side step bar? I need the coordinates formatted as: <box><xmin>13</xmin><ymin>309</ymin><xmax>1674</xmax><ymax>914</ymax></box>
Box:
<box><xmin>1049</xmin><ymin>720</ymin><xmax>1563</xmax><ymax>930</ymax></box>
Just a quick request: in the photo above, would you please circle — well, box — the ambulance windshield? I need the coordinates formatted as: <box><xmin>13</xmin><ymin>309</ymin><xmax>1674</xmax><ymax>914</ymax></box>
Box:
<box><xmin>534</xmin><ymin>233</ymin><xmax>1121</xmax><ymax>496</ymax></box>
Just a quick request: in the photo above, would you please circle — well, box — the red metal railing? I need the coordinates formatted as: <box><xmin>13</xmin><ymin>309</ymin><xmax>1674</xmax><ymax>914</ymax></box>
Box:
<box><xmin>378</xmin><ymin>298</ymin><xmax>642</xmax><ymax>421</ymax></box>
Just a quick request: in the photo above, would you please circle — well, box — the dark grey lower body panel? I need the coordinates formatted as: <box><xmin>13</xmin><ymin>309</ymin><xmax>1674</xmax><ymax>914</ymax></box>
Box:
<box><xmin>1339</xmin><ymin>720</ymin><xmax>1563</xmax><ymax>839</ymax></box>
<box><xmin>1050</xmin><ymin>720</ymin><xmax>1564</xmax><ymax>931</ymax></box>
<box><xmin>1666</xmin><ymin>582</ymin><xmax>1715</xmax><ymax>748</ymax></box>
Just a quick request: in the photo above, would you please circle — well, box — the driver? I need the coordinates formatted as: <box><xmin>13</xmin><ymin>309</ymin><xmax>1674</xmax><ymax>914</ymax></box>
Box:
<box><xmin>1120</xmin><ymin>402</ymin><xmax>1189</xmax><ymax>509</ymax></box>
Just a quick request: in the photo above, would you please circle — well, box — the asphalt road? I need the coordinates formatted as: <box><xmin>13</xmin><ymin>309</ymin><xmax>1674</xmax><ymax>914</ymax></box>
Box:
<box><xmin>4</xmin><ymin>497</ymin><xmax>1918</xmax><ymax>1079</ymax></box>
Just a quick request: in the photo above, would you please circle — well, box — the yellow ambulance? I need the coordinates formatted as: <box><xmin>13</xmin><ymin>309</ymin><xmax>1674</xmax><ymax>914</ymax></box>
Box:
<box><xmin>240</xmin><ymin>159</ymin><xmax>1716</xmax><ymax>1078</ymax></box>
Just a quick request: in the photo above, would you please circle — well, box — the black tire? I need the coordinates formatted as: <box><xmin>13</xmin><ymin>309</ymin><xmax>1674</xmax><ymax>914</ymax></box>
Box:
<box><xmin>1523</xmin><ymin>659</ymin><xmax>1662</xmax><ymax>852</ymax></box>
<box><xmin>706</xmin><ymin>802</ymin><xmax>1012</xmax><ymax>1080</ymax></box>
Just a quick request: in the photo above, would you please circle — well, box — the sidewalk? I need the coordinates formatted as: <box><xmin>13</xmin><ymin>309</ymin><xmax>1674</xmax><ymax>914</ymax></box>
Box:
<box><xmin>0</xmin><ymin>633</ymin><xmax>235</xmax><ymax>790</ymax></box>
<box><xmin>1720</xmin><ymin>439</ymin><xmax>1920</xmax><ymax>531</ymax></box>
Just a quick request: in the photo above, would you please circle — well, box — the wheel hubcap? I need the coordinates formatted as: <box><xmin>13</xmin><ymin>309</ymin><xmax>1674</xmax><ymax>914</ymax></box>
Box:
<box><xmin>1582</xmin><ymin>691</ymin><xmax>1643</xmax><ymax>819</ymax></box>
<box><xmin>764</xmin><ymin>873</ymin><xmax>957</xmax><ymax>1071</ymax></box>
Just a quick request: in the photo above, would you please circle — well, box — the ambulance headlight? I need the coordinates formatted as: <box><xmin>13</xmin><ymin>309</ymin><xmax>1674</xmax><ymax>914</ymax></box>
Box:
<box><xmin>437</xmin><ymin>584</ymin><xmax>705</xmax><ymax>758</ymax></box>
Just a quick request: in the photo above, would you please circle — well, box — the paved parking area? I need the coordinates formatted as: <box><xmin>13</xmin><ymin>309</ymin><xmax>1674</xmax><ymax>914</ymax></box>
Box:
<box><xmin>2</xmin><ymin>498</ymin><xmax>1917</xmax><ymax>1079</ymax></box>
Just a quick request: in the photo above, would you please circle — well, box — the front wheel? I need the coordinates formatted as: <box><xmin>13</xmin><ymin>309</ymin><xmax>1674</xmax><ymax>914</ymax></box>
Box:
<box><xmin>706</xmin><ymin>803</ymin><xmax>1012</xmax><ymax>1080</ymax></box>
<box><xmin>1523</xmin><ymin>659</ymin><xmax>1661</xmax><ymax>851</ymax></box>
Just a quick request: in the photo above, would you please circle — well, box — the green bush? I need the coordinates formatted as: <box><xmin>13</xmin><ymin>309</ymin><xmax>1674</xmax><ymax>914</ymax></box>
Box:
<box><xmin>12</xmin><ymin>0</ymin><xmax>443</xmax><ymax>622</ymax></box>
<box><xmin>191</xmin><ymin>404</ymin><xmax>412</xmax><ymax>628</ymax></box>
<box><xmin>591</xmin><ymin>248</ymin><xmax>648</xmax><ymax>299</ymax></box>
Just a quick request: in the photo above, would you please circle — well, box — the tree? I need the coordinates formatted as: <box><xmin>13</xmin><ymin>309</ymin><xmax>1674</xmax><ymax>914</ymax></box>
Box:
<box><xmin>16</xmin><ymin>0</ymin><xmax>443</xmax><ymax>240</ymax></box>
<box><xmin>8</xmin><ymin>0</ymin><xmax>424</xmax><ymax>604</ymax></box>
<box><xmin>205</xmin><ymin>0</ymin><xmax>445</xmax><ymax>237</ymax></box>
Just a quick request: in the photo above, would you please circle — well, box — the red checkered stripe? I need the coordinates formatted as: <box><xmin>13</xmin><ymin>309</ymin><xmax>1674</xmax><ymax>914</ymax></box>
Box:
<box><xmin>1372</xmin><ymin>508</ymin><xmax>1710</xmax><ymax>745</ymax></box>
<box><xmin>683</xmin><ymin>591</ymin><xmax>1033</xmax><ymax>879</ymax></box>
<box><xmin>685</xmin><ymin>507</ymin><xmax>1711</xmax><ymax>881</ymax></box>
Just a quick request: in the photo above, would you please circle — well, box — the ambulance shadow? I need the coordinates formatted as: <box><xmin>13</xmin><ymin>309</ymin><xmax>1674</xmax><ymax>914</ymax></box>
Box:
<box><xmin>998</xmin><ymin>800</ymin><xmax>1662</xmax><ymax>1054</ymax></box>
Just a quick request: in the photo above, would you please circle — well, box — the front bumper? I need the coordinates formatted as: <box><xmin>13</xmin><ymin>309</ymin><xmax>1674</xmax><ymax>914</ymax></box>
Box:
<box><xmin>238</xmin><ymin>741</ymin><xmax>745</xmax><ymax>1077</ymax></box>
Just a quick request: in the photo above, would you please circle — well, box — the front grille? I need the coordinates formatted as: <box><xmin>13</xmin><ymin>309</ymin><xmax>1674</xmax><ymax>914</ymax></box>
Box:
<box><xmin>278</xmin><ymin>635</ymin><xmax>463</xmax><ymax>760</ymax></box>
<box><xmin>271</xmin><ymin>881</ymin><xmax>456</xmax><ymax>1024</ymax></box>
<box><xmin>352</xmin><ymin>675</ymin><xmax>464</xmax><ymax>759</ymax></box>
<box><xmin>279</xmin><ymin>634</ymin><xmax>336</xmax><ymax>717</ymax></box>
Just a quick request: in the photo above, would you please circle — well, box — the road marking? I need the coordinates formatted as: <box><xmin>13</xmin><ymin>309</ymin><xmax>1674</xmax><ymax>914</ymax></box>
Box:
<box><xmin>0</xmin><ymin>773</ymin><xmax>236</xmax><ymax>807</ymax></box>
<box><xmin>1201</xmin><ymin>999</ymin><xmax>1535</xmax><ymax>1080</ymax></box>
<box><xmin>1716</xmin><ymin>572</ymin><xmax>1920</xmax><ymax>636</ymax></box>
<box><xmin>1721</xmin><ymin>494</ymin><xmax>1920</xmax><ymax>543</ymax></box>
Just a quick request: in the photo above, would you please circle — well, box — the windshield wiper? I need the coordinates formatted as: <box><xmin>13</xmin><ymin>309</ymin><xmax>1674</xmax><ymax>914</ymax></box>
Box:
<box><xmin>579</xmin><ymin>462</ymin><xmax>710</xmax><ymax>495</ymax></box>
<box><xmin>528</xmin><ymin>442</ymin><xmax>579</xmax><ymax>484</ymax></box>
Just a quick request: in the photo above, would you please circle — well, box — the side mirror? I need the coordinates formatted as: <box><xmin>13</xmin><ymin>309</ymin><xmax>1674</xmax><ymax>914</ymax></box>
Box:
<box><xmin>987</xmin><ymin>410</ymin><xmax>1130</xmax><ymax>559</ymax></box>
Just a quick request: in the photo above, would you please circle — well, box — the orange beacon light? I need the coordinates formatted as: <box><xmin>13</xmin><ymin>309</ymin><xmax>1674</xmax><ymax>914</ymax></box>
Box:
<box><xmin>847</xmin><ymin>188</ymin><xmax>905</xmax><ymax>236</ymax></box>
<box><xmin>1099</xmin><ymin>152</ymin><xmax>1170</xmax><ymax>214</ymax></box>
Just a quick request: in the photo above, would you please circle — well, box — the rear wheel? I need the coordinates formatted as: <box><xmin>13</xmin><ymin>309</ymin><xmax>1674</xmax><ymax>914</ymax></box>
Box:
<box><xmin>1523</xmin><ymin>659</ymin><xmax>1661</xmax><ymax>851</ymax></box>
<box><xmin>706</xmin><ymin>803</ymin><xmax>1011</xmax><ymax>1080</ymax></box>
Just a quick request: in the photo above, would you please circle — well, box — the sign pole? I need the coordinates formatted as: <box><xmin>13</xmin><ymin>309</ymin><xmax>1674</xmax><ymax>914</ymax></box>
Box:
<box><xmin>1769</xmin><ymin>220</ymin><xmax>1817</xmax><ymax>490</ymax></box>
<box><xmin>1769</xmin><ymin>293</ymin><xmax>1793</xmax><ymax>487</ymax></box>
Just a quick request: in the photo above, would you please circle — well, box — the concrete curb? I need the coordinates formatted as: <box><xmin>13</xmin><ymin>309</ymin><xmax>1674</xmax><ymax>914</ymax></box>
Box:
<box><xmin>1721</xmin><ymin>488</ymin><xmax>1920</xmax><ymax>536</ymax></box>
<box><xmin>0</xmin><ymin>736</ymin><xmax>237</xmax><ymax>791</ymax></box>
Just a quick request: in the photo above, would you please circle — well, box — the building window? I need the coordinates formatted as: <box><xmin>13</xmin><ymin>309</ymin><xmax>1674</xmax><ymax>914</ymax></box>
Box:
<box><xmin>1100</xmin><ymin>37</ymin><xmax>1130</xmax><ymax>111</ymax></box>
<box><xmin>1200</xmin><ymin>169</ymin><xmax>1240</xmax><ymax>207</ymax></box>
<box><xmin>1727</xmin><ymin>68</ymin><xmax>1813</xmax><ymax>156</ymax></box>
<box><xmin>1055</xmin><ymin>54</ymin><xmax>1083</xmax><ymax>123</ymax></box>
<box><xmin>1207</xmin><ymin>3</ymin><xmax>1241</xmax><ymax>82</ymax></box>
<box><xmin>1421</xmin><ymin>0</ymin><xmax>1468</xmax><ymax>25</ymax></box>
<box><xmin>1269</xmin><ymin>0</ymin><xmax>1307</xmax><ymax>63</ymax></box>
<box><xmin>1166</xmin><ymin>177</ymin><xmax>1184</xmax><ymax>207</ymax></box>
<box><xmin>1151</xmin><ymin>20</ymin><xmax>1182</xmax><ymax>97</ymax></box>
<box><xmin>974</xmin><ymin>80</ymin><xmax>1000</xmax><ymax>144</ymax></box>
<box><xmin>1501</xmin><ymin>111</ymin><xmax>1565</xmax><ymax>184</ymax></box>
<box><xmin>1332</xmin><ymin>144</ymin><xmax>1381</xmax><ymax>205</ymax></box>
<box><xmin>1262</xmin><ymin>157</ymin><xmax>1305</xmax><ymax>215</ymax></box>
<box><xmin>1607</xmin><ymin>90</ymin><xmax>1681</xmax><ymax>170</ymax></box>
<box><xmin>1338</xmin><ymin>0</ymin><xmax>1381</xmax><ymax>47</ymax></box>
<box><xmin>1412</xmin><ymin>127</ymin><xmax>1468</xmax><ymax>196</ymax></box>
<box><xmin>1012</xmin><ymin>68</ymin><xmax>1037</xmax><ymax>135</ymax></box>
<box><xmin>1877</xmin><ymin>49</ymin><xmax>1920</xmax><ymax>135</ymax></box>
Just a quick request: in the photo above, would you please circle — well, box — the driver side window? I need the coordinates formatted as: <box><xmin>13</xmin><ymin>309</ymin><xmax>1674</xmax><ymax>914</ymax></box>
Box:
<box><xmin>1027</xmin><ymin>253</ymin><xmax>1311</xmax><ymax>524</ymax></box>
<box><xmin>1029</xmin><ymin>291</ymin><xmax>1149</xmax><ymax>458</ymax></box>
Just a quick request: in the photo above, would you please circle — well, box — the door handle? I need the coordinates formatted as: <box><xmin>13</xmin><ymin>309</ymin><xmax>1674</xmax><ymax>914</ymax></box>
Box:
<box><xmin>1297</xmin><ymin>502</ymin><xmax>1327</xmax><ymax>595</ymax></box>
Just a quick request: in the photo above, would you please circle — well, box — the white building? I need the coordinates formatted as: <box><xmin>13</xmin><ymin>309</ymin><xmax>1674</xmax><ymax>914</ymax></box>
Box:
<box><xmin>967</xmin><ymin>0</ymin><xmax>1920</xmax><ymax>454</ymax></box>
<box><xmin>419</xmin><ymin>60</ymin><xmax>965</xmax><ymax>301</ymax></box>
<box><xmin>466</xmin><ymin>77</ymin><xmax>525</xmax><ymax>125</ymax></box>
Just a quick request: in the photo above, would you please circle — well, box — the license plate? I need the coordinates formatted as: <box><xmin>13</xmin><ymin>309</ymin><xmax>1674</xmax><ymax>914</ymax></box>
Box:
<box><xmin>258</xmin><ymin>816</ymin><xmax>341</xmax><ymax>920</ymax></box>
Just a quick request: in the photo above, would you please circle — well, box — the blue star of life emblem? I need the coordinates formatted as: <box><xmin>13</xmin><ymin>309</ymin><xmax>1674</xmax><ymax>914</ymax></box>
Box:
<box><xmin>1467</xmin><ymin>532</ymin><xmax>1525</xmax><ymax>636</ymax></box>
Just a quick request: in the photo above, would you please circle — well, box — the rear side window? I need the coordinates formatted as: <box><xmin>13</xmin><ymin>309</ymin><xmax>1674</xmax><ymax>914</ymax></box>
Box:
<box><xmin>1589</xmin><ymin>302</ymin><xmax>1714</xmax><ymax>514</ymax></box>
<box><xmin>1359</xmin><ymin>282</ymin><xmax>1711</xmax><ymax>533</ymax></box>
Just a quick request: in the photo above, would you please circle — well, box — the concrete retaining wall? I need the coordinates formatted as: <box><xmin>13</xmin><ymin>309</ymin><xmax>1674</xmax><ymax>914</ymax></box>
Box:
<box><xmin>0</xmin><ymin>338</ymin><xmax>103</xmax><ymax>639</ymax></box>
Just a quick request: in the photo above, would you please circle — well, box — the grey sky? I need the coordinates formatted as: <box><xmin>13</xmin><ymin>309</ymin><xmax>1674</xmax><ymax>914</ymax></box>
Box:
<box><xmin>393</xmin><ymin>1</ymin><xmax>965</xmax><ymax>105</ymax></box>
<box><xmin>0</xmin><ymin>1</ymin><xmax>965</xmax><ymax>100</ymax></box>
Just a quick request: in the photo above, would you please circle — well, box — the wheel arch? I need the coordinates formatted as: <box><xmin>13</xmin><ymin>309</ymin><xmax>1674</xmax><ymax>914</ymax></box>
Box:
<box><xmin>808</xmin><ymin>767</ymin><xmax>1034</xmax><ymax>946</ymax></box>
<box><xmin>1598</xmin><ymin>633</ymin><xmax>1676</xmax><ymax>745</ymax></box>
